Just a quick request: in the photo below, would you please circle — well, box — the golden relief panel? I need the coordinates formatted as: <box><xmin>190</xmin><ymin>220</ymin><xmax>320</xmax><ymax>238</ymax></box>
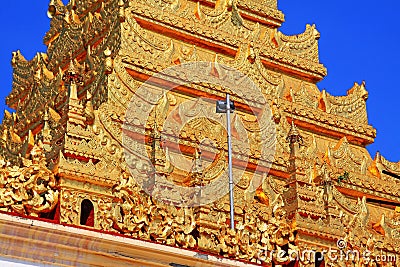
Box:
<box><xmin>0</xmin><ymin>142</ymin><xmax>58</xmax><ymax>216</ymax></box>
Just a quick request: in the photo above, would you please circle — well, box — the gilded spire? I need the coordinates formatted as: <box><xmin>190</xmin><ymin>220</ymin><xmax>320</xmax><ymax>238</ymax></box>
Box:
<box><xmin>63</xmin><ymin>58</ymin><xmax>83</xmax><ymax>84</ymax></box>
<box><xmin>42</xmin><ymin>109</ymin><xmax>52</xmax><ymax>149</ymax></box>
<box><xmin>67</xmin><ymin>58</ymin><xmax>77</xmax><ymax>76</ymax></box>
<box><xmin>43</xmin><ymin>109</ymin><xmax>50</xmax><ymax>130</ymax></box>
<box><xmin>190</xmin><ymin>147</ymin><xmax>203</xmax><ymax>187</ymax></box>
<box><xmin>63</xmin><ymin>57</ymin><xmax>83</xmax><ymax>100</ymax></box>
<box><xmin>286</xmin><ymin>121</ymin><xmax>303</xmax><ymax>145</ymax></box>
<box><xmin>191</xmin><ymin>148</ymin><xmax>203</xmax><ymax>175</ymax></box>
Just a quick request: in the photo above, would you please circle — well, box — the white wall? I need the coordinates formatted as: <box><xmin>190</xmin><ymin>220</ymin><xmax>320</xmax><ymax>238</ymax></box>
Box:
<box><xmin>0</xmin><ymin>258</ymin><xmax>54</xmax><ymax>267</ymax></box>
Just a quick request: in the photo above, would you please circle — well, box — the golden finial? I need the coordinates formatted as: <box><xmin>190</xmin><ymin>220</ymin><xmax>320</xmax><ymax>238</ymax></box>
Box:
<box><xmin>62</xmin><ymin>56</ymin><xmax>83</xmax><ymax>85</ymax></box>
<box><xmin>67</xmin><ymin>58</ymin><xmax>77</xmax><ymax>75</ymax></box>
<box><xmin>192</xmin><ymin>148</ymin><xmax>202</xmax><ymax>173</ymax></box>
<box><xmin>62</xmin><ymin>56</ymin><xmax>83</xmax><ymax>101</ymax></box>
<box><xmin>286</xmin><ymin>121</ymin><xmax>303</xmax><ymax>145</ymax></box>
<box><xmin>286</xmin><ymin>85</ymin><xmax>303</xmax><ymax>145</ymax></box>
<box><xmin>44</xmin><ymin>109</ymin><xmax>49</xmax><ymax>123</ymax></box>
<box><xmin>190</xmin><ymin>147</ymin><xmax>203</xmax><ymax>186</ymax></box>
<box><xmin>42</xmin><ymin>109</ymin><xmax>52</xmax><ymax>143</ymax></box>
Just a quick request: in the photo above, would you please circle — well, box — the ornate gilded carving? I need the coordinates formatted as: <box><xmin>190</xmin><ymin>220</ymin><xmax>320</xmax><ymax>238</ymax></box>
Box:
<box><xmin>372</xmin><ymin>151</ymin><xmax>400</xmax><ymax>177</ymax></box>
<box><xmin>112</xmin><ymin>172</ymin><xmax>197</xmax><ymax>246</ymax></box>
<box><xmin>0</xmin><ymin>142</ymin><xmax>58</xmax><ymax>216</ymax></box>
<box><xmin>270</xmin><ymin>24</ymin><xmax>321</xmax><ymax>62</ymax></box>
<box><xmin>111</xmin><ymin>171</ymin><xmax>300</xmax><ymax>263</ymax></box>
<box><xmin>126</xmin><ymin>0</ymin><xmax>326</xmax><ymax>80</ymax></box>
<box><xmin>320</xmin><ymin>81</ymin><xmax>369</xmax><ymax>124</ymax></box>
<box><xmin>60</xmin><ymin>187</ymin><xmax>114</xmax><ymax>231</ymax></box>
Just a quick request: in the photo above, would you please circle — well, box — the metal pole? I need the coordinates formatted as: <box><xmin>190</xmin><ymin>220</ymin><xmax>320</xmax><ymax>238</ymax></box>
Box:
<box><xmin>226</xmin><ymin>94</ymin><xmax>235</xmax><ymax>230</ymax></box>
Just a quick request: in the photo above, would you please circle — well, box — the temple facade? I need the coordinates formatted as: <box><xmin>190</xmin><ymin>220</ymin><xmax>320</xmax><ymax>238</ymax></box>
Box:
<box><xmin>0</xmin><ymin>0</ymin><xmax>399</xmax><ymax>266</ymax></box>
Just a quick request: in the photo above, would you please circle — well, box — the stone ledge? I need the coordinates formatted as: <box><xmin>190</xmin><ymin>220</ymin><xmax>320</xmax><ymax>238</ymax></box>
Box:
<box><xmin>0</xmin><ymin>213</ymin><xmax>259</xmax><ymax>267</ymax></box>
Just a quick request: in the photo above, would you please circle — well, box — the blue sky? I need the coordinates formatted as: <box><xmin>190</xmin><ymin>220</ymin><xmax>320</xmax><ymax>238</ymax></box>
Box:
<box><xmin>0</xmin><ymin>1</ymin><xmax>398</xmax><ymax>161</ymax></box>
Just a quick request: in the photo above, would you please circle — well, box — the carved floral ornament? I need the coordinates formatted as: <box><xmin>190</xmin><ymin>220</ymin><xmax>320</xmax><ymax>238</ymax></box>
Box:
<box><xmin>111</xmin><ymin>171</ymin><xmax>299</xmax><ymax>264</ymax></box>
<box><xmin>0</xmin><ymin>141</ymin><xmax>58</xmax><ymax>216</ymax></box>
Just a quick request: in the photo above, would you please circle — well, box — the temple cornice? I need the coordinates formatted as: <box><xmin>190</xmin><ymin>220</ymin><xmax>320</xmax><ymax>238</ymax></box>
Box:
<box><xmin>128</xmin><ymin>2</ymin><xmax>326</xmax><ymax>81</ymax></box>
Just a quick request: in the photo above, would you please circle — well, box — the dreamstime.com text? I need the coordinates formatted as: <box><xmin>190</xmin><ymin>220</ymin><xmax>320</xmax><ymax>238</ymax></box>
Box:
<box><xmin>256</xmin><ymin>248</ymin><xmax>397</xmax><ymax>264</ymax></box>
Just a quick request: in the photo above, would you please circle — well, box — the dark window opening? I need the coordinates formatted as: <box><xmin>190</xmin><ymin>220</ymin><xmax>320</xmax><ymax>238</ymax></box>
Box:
<box><xmin>80</xmin><ymin>199</ymin><xmax>95</xmax><ymax>227</ymax></box>
<box><xmin>315</xmin><ymin>252</ymin><xmax>325</xmax><ymax>267</ymax></box>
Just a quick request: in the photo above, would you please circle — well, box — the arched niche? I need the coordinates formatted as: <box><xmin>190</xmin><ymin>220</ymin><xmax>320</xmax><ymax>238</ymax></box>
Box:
<box><xmin>80</xmin><ymin>199</ymin><xmax>95</xmax><ymax>227</ymax></box>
